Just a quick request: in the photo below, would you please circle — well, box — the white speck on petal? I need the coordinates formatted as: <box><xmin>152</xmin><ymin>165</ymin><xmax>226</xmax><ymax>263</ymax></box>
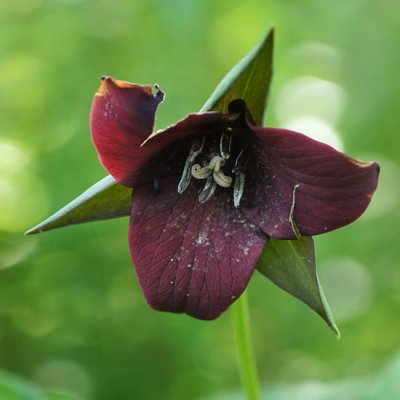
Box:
<box><xmin>195</xmin><ymin>232</ymin><xmax>209</xmax><ymax>246</ymax></box>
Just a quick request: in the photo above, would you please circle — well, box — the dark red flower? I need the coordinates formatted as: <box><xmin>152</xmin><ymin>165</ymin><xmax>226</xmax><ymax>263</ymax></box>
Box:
<box><xmin>91</xmin><ymin>77</ymin><xmax>379</xmax><ymax>320</ymax></box>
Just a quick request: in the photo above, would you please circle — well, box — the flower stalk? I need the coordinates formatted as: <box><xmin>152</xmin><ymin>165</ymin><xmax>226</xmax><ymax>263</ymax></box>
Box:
<box><xmin>233</xmin><ymin>292</ymin><xmax>261</xmax><ymax>400</ymax></box>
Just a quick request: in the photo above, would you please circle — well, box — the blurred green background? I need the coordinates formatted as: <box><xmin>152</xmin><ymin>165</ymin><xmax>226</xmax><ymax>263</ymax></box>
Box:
<box><xmin>1</xmin><ymin>0</ymin><xmax>399</xmax><ymax>399</ymax></box>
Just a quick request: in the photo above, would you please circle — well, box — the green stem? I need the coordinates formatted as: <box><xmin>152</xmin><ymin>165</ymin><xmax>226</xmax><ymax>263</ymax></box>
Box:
<box><xmin>232</xmin><ymin>291</ymin><xmax>261</xmax><ymax>400</ymax></box>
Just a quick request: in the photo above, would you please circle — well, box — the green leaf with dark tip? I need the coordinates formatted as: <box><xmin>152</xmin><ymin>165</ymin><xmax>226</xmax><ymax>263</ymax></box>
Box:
<box><xmin>26</xmin><ymin>29</ymin><xmax>274</xmax><ymax>234</ymax></box>
<box><xmin>25</xmin><ymin>175</ymin><xmax>131</xmax><ymax>235</ymax></box>
<box><xmin>257</xmin><ymin>236</ymin><xmax>340</xmax><ymax>336</ymax></box>
<box><xmin>201</xmin><ymin>28</ymin><xmax>274</xmax><ymax>125</ymax></box>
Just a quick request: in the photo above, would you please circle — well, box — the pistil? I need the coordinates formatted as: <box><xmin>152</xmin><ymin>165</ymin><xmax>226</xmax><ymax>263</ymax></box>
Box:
<box><xmin>192</xmin><ymin>156</ymin><xmax>232</xmax><ymax>188</ymax></box>
<box><xmin>177</xmin><ymin>132</ymin><xmax>246</xmax><ymax>205</ymax></box>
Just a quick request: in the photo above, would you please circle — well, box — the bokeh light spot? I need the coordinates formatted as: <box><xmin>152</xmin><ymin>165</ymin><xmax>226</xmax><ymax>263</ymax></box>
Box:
<box><xmin>275</xmin><ymin>76</ymin><xmax>346</xmax><ymax>125</ymax></box>
<box><xmin>284</xmin><ymin>116</ymin><xmax>343</xmax><ymax>151</ymax></box>
<box><xmin>287</xmin><ymin>42</ymin><xmax>343</xmax><ymax>79</ymax></box>
<box><xmin>361</xmin><ymin>156</ymin><xmax>399</xmax><ymax>220</ymax></box>
<box><xmin>33</xmin><ymin>359</ymin><xmax>92</xmax><ymax>400</ymax></box>
<box><xmin>319</xmin><ymin>258</ymin><xmax>374</xmax><ymax>321</ymax></box>
<box><xmin>0</xmin><ymin>239</ymin><xmax>37</xmax><ymax>270</ymax></box>
<box><xmin>0</xmin><ymin>139</ymin><xmax>49</xmax><ymax>232</ymax></box>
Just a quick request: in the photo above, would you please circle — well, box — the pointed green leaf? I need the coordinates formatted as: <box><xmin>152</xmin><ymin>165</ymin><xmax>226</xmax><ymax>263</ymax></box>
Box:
<box><xmin>27</xmin><ymin>29</ymin><xmax>274</xmax><ymax>234</ymax></box>
<box><xmin>202</xmin><ymin>28</ymin><xmax>274</xmax><ymax>125</ymax></box>
<box><xmin>257</xmin><ymin>236</ymin><xmax>340</xmax><ymax>336</ymax></box>
<box><xmin>25</xmin><ymin>175</ymin><xmax>131</xmax><ymax>235</ymax></box>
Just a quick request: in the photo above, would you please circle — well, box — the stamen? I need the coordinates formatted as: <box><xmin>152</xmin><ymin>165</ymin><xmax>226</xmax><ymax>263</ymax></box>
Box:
<box><xmin>232</xmin><ymin>149</ymin><xmax>246</xmax><ymax>174</ymax></box>
<box><xmin>219</xmin><ymin>132</ymin><xmax>232</xmax><ymax>159</ymax></box>
<box><xmin>232</xmin><ymin>149</ymin><xmax>247</xmax><ymax>207</ymax></box>
<box><xmin>199</xmin><ymin>176</ymin><xmax>217</xmax><ymax>203</ymax></box>
<box><xmin>233</xmin><ymin>173</ymin><xmax>245</xmax><ymax>207</ymax></box>
<box><xmin>213</xmin><ymin>170</ymin><xmax>233</xmax><ymax>188</ymax></box>
<box><xmin>178</xmin><ymin>136</ymin><xmax>205</xmax><ymax>193</ymax></box>
<box><xmin>178</xmin><ymin>155</ymin><xmax>194</xmax><ymax>193</ymax></box>
<box><xmin>191</xmin><ymin>164</ymin><xmax>212</xmax><ymax>179</ymax></box>
<box><xmin>190</xmin><ymin>136</ymin><xmax>205</xmax><ymax>162</ymax></box>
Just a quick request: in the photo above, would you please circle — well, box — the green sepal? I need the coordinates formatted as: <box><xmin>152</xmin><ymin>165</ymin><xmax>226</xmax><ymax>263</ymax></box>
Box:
<box><xmin>25</xmin><ymin>175</ymin><xmax>131</xmax><ymax>235</ymax></box>
<box><xmin>257</xmin><ymin>236</ymin><xmax>340</xmax><ymax>337</ymax></box>
<box><xmin>255</xmin><ymin>184</ymin><xmax>339</xmax><ymax>335</ymax></box>
<box><xmin>201</xmin><ymin>28</ymin><xmax>274</xmax><ymax>126</ymax></box>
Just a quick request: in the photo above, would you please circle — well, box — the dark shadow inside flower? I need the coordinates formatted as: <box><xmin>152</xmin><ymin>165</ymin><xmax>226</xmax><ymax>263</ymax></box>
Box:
<box><xmin>91</xmin><ymin>77</ymin><xmax>379</xmax><ymax>320</ymax></box>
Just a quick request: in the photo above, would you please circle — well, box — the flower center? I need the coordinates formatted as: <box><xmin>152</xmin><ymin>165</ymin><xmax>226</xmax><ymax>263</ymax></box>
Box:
<box><xmin>177</xmin><ymin>132</ymin><xmax>247</xmax><ymax>207</ymax></box>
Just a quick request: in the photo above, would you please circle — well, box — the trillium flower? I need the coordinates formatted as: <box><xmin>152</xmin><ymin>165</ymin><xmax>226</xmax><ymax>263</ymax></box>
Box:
<box><xmin>91</xmin><ymin>76</ymin><xmax>379</xmax><ymax>320</ymax></box>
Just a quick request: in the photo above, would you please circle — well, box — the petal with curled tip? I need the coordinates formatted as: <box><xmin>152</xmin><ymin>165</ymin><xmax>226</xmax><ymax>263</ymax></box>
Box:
<box><xmin>243</xmin><ymin>127</ymin><xmax>380</xmax><ymax>239</ymax></box>
<box><xmin>91</xmin><ymin>77</ymin><xmax>165</xmax><ymax>186</ymax></box>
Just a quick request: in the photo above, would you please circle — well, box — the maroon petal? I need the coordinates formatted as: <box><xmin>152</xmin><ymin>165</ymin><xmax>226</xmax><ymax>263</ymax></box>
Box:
<box><xmin>243</xmin><ymin>127</ymin><xmax>379</xmax><ymax>239</ymax></box>
<box><xmin>91</xmin><ymin>77</ymin><xmax>232</xmax><ymax>187</ymax></box>
<box><xmin>91</xmin><ymin>77</ymin><xmax>164</xmax><ymax>186</ymax></box>
<box><xmin>129</xmin><ymin>177</ymin><xmax>267</xmax><ymax>320</ymax></box>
